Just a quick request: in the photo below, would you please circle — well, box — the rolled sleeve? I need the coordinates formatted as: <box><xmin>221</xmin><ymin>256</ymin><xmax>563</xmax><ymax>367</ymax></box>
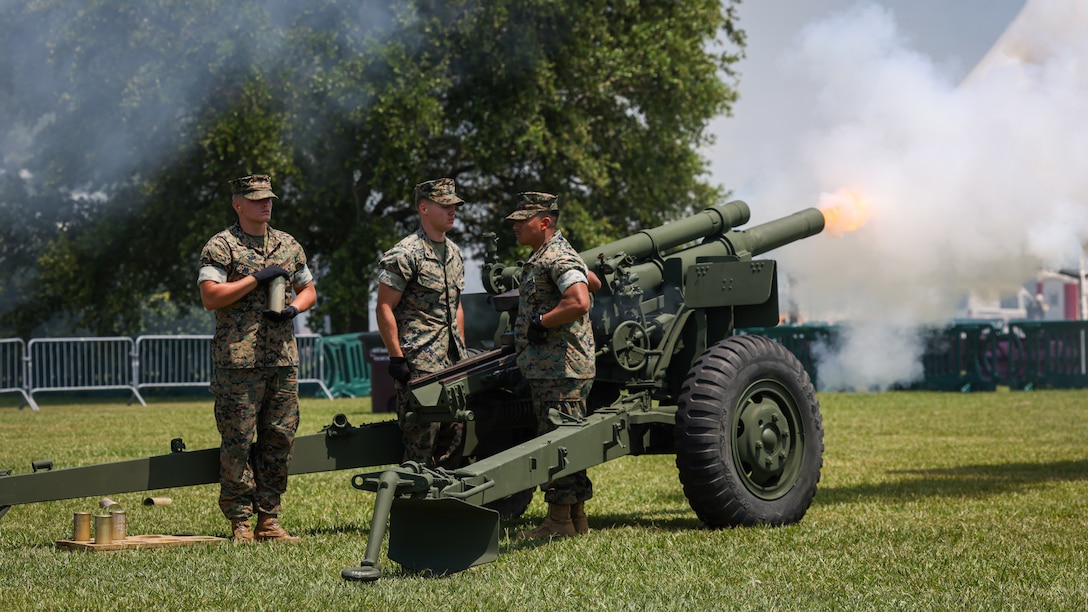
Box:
<box><xmin>556</xmin><ymin>269</ymin><xmax>588</xmax><ymax>294</ymax></box>
<box><xmin>293</xmin><ymin>264</ymin><xmax>314</xmax><ymax>289</ymax></box>
<box><xmin>198</xmin><ymin>265</ymin><xmax>227</xmax><ymax>285</ymax></box>
<box><xmin>378</xmin><ymin>268</ymin><xmax>408</xmax><ymax>292</ymax></box>
<box><xmin>378</xmin><ymin>246</ymin><xmax>414</xmax><ymax>292</ymax></box>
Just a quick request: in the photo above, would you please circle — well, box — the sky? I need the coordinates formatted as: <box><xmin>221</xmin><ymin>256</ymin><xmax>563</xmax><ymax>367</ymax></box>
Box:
<box><xmin>700</xmin><ymin>0</ymin><xmax>1088</xmax><ymax>389</ymax></box>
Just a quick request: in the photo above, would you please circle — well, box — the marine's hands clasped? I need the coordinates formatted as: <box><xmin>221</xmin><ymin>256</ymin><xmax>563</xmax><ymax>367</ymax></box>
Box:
<box><xmin>252</xmin><ymin>265</ymin><xmax>289</xmax><ymax>285</ymax></box>
<box><xmin>254</xmin><ymin>265</ymin><xmax>296</xmax><ymax>321</ymax></box>
<box><xmin>263</xmin><ymin>305</ymin><xmax>299</xmax><ymax>322</ymax></box>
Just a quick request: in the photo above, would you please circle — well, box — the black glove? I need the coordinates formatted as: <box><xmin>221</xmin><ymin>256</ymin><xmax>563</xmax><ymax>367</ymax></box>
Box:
<box><xmin>263</xmin><ymin>305</ymin><xmax>299</xmax><ymax>322</ymax></box>
<box><xmin>388</xmin><ymin>356</ymin><xmax>411</xmax><ymax>384</ymax></box>
<box><xmin>252</xmin><ymin>265</ymin><xmax>289</xmax><ymax>286</ymax></box>
<box><xmin>527</xmin><ymin>313</ymin><xmax>548</xmax><ymax>345</ymax></box>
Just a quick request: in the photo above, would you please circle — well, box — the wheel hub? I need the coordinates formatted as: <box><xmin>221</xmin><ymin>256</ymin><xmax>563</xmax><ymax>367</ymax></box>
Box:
<box><xmin>733</xmin><ymin>388</ymin><xmax>797</xmax><ymax>497</ymax></box>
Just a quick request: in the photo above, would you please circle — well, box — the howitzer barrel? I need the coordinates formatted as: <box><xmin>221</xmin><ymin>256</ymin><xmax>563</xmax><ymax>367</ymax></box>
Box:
<box><xmin>481</xmin><ymin>201</ymin><xmax>824</xmax><ymax>295</ymax></box>
<box><xmin>726</xmin><ymin>207</ymin><xmax>825</xmax><ymax>259</ymax></box>
<box><xmin>580</xmin><ymin>200</ymin><xmax>752</xmax><ymax>266</ymax></box>
<box><xmin>602</xmin><ymin>205</ymin><xmax>825</xmax><ymax>297</ymax></box>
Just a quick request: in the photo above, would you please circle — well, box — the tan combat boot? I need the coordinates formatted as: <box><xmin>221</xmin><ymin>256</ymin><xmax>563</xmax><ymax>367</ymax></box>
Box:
<box><xmin>231</xmin><ymin>518</ymin><xmax>255</xmax><ymax>543</ymax></box>
<box><xmin>515</xmin><ymin>503</ymin><xmax>576</xmax><ymax>540</ymax></box>
<box><xmin>254</xmin><ymin>513</ymin><xmax>301</xmax><ymax>543</ymax></box>
<box><xmin>570</xmin><ymin>500</ymin><xmax>590</xmax><ymax>536</ymax></box>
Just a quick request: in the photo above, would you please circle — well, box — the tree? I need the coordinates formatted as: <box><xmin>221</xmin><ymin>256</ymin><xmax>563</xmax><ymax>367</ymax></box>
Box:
<box><xmin>0</xmin><ymin>0</ymin><xmax>745</xmax><ymax>337</ymax></box>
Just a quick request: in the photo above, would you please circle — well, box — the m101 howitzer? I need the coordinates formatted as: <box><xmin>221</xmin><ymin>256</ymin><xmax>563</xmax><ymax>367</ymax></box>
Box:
<box><xmin>0</xmin><ymin>200</ymin><xmax>826</xmax><ymax>583</ymax></box>
<box><xmin>340</xmin><ymin>199</ymin><xmax>826</xmax><ymax>580</ymax></box>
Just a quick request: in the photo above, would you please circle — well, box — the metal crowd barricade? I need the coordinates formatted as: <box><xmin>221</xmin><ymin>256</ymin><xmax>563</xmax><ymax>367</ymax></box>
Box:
<box><xmin>914</xmin><ymin>322</ymin><xmax>1001</xmax><ymax>392</ymax></box>
<box><xmin>321</xmin><ymin>333</ymin><xmax>372</xmax><ymax>399</ymax></box>
<box><xmin>12</xmin><ymin>322</ymin><xmax>1088</xmax><ymax>406</ymax></box>
<box><xmin>1005</xmin><ymin>320</ymin><xmax>1088</xmax><ymax>390</ymax></box>
<box><xmin>297</xmin><ymin>333</ymin><xmax>334</xmax><ymax>399</ymax></box>
<box><xmin>0</xmin><ymin>338</ymin><xmax>38</xmax><ymax>411</ymax></box>
<box><xmin>27</xmin><ymin>337</ymin><xmax>146</xmax><ymax>406</ymax></box>
<box><xmin>135</xmin><ymin>335</ymin><xmax>214</xmax><ymax>391</ymax></box>
<box><xmin>11</xmin><ymin>334</ymin><xmax>337</xmax><ymax>408</ymax></box>
<box><xmin>134</xmin><ymin>334</ymin><xmax>333</xmax><ymax>399</ymax></box>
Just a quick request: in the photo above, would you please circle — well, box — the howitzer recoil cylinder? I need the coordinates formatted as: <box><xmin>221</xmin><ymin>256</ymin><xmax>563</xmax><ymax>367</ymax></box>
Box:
<box><xmin>579</xmin><ymin>200</ymin><xmax>752</xmax><ymax>267</ymax></box>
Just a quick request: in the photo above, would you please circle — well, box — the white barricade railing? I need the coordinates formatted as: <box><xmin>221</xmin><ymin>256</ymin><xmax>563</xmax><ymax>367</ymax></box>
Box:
<box><xmin>297</xmin><ymin>334</ymin><xmax>334</xmax><ymax>400</ymax></box>
<box><xmin>135</xmin><ymin>335</ymin><xmax>215</xmax><ymax>390</ymax></box>
<box><xmin>27</xmin><ymin>337</ymin><xmax>146</xmax><ymax>406</ymax></box>
<box><xmin>7</xmin><ymin>334</ymin><xmax>338</xmax><ymax>409</ymax></box>
<box><xmin>0</xmin><ymin>338</ymin><xmax>38</xmax><ymax>411</ymax></box>
<box><xmin>135</xmin><ymin>334</ymin><xmax>332</xmax><ymax>399</ymax></box>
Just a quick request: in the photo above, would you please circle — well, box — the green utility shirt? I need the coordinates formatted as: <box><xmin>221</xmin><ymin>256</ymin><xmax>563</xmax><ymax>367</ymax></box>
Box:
<box><xmin>515</xmin><ymin>230</ymin><xmax>596</xmax><ymax>380</ymax></box>
<box><xmin>377</xmin><ymin>229</ymin><xmax>467</xmax><ymax>373</ymax></box>
<box><xmin>198</xmin><ymin>223</ymin><xmax>312</xmax><ymax>369</ymax></box>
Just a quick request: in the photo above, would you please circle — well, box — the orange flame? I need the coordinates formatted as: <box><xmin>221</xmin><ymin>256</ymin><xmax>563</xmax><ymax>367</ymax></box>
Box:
<box><xmin>818</xmin><ymin>189</ymin><xmax>872</xmax><ymax>236</ymax></box>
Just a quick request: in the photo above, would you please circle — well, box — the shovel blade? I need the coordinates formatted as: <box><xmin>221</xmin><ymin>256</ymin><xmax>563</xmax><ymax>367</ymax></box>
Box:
<box><xmin>389</xmin><ymin>497</ymin><xmax>500</xmax><ymax>575</ymax></box>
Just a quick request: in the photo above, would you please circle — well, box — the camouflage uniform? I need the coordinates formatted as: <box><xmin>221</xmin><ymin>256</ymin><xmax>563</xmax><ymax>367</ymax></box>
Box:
<box><xmin>510</xmin><ymin>195</ymin><xmax>596</xmax><ymax>505</ymax></box>
<box><xmin>378</xmin><ymin>179</ymin><xmax>468</xmax><ymax>466</ymax></box>
<box><xmin>198</xmin><ymin>180</ymin><xmax>313</xmax><ymax>522</ymax></box>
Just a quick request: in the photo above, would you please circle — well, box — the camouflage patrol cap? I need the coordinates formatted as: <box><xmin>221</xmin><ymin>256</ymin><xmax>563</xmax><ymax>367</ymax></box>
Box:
<box><xmin>505</xmin><ymin>192</ymin><xmax>558</xmax><ymax>221</ymax></box>
<box><xmin>229</xmin><ymin>174</ymin><xmax>278</xmax><ymax>200</ymax></box>
<box><xmin>415</xmin><ymin>177</ymin><xmax>464</xmax><ymax>207</ymax></box>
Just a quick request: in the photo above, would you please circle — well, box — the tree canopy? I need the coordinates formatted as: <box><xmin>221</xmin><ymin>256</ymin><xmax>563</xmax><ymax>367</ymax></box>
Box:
<box><xmin>0</xmin><ymin>0</ymin><xmax>745</xmax><ymax>337</ymax></box>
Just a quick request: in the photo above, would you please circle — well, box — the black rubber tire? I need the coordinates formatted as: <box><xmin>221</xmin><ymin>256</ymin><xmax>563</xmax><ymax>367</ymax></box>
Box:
<box><xmin>675</xmin><ymin>335</ymin><xmax>823</xmax><ymax>527</ymax></box>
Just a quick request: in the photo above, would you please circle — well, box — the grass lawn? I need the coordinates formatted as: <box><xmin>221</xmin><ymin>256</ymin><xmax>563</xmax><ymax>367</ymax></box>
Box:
<box><xmin>1</xmin><ymin>389</ymin><xmax>1087</xmax><ymax>610</ymax></box>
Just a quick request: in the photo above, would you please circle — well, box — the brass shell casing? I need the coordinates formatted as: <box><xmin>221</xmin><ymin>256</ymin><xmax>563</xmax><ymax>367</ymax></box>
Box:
<box><xmin>73</xmin><ymin>512</ymin><xmax>92</xmax><ymax>541</ymax></box>
<box><xmin>94</xmin><ymin>514</ymin><xmax>112</xmax><ymax>545</ymax></box>
<box><xmin>110</xmin><ymin>509</ymin><xmax>126</xmax><ymax>540</ymax></box>
<box><xmin>268</xmin><ymin>276</ymin><xmax>287</xmax><ymax>312</ymax></box>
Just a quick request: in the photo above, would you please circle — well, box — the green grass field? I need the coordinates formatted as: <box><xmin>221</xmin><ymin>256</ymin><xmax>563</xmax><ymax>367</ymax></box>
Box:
<box><xmin>2</xmin><ymin>389</ymin><xmax>1087</xmax><ymax>610</ymax></box>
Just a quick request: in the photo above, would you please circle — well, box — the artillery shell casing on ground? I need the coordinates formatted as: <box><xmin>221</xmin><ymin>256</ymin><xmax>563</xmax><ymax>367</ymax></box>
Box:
<box><xmin>94</xmin><ymin>514</ymin><xmax>112</xmax><ymax>545</ymax></box>
<box><xmin>110</xmin><ymin>509</ymin><xmax>126</xmax><ymax>540</ymax></box>
<box><xmin>72</xmin><ymin>512</ymin><xmax>92</xmax><ymax>541</ymax></box>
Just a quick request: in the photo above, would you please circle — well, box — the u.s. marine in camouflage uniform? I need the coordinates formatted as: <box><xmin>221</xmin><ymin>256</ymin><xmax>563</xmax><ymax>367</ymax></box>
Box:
<box><xmin>198</xmin><ymin>174</ymin><xmax>316</xmax><ymax>543</ymax></box>
<box><xmin>507</xmin><ymin>192</ymin><xmax>598</xmax><ymax>540</ymax></box>
<box><xmin>376</xmin><ymin>177</ymin><xmax>468</xmax><ymax>467</ymax></box>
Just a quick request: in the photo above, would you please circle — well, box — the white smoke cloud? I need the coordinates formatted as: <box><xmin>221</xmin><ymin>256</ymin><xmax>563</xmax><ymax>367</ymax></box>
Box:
<box><xmin>733</xmin><ymin>0</ymin><xmax>1088</xmax><ymax>389</ymax></box>
<box><xmin>813</xmin><ymin>320</ymin><xmax>925</xmax><ymax>391</ymax></box>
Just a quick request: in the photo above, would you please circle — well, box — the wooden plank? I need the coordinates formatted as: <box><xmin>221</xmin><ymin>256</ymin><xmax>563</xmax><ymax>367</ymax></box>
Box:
<box><xmin>56</xmin><ymin>534</ymin><xmax>226</xmax><ymax>552</ymax></box>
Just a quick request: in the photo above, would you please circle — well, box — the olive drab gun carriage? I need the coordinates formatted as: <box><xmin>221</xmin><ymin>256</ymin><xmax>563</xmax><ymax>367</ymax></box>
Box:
<box><xmin>0</xmin><ymin>200</ymin><xmax>826</xmax><ymax>582</ymax></box>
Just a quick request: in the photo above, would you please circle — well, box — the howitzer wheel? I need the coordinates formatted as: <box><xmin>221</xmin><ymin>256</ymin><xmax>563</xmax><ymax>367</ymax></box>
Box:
<box><xmin>674</xmin><ymin>335</ymin><xmax>823</xmax><ymax>527</ymax></box>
